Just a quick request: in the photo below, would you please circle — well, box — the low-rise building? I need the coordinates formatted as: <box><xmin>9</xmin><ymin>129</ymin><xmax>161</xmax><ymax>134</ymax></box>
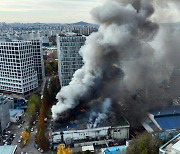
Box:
<box><xmin>101</xmin><ymin>145</ymin><xmax>127</xmax><ymax>154</ymax></box>
<box><xmin>159</xmin><ymin>133</ymin><xmax>180</xmax><ymax>154</ymax></box>
<box><xmin>0</xmin><ymin>94</ymin><xmax>11</xmax><ymax>134</ymax></box>
<box><xmin>82</xmin><ymin>145</ymin><xmax>94</xmax><ymax>153</ymax></box>
<box><xmin>50</xmin><ymin>117</ymin><xmax>129</xmax><ymax>149</ymax></box>
<box><xmin>9</xmin><ymin>109</ymin><xmax>24</xmax><ymax>123</ymax></box>
<box><xmin>0</xmin><ymin>145</ymin><xmax>17</xmax><ymax>154</ymax></box>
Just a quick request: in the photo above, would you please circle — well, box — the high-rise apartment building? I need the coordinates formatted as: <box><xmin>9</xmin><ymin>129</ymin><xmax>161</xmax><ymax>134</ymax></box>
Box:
<box><xmin>0</xmin><ymin>41</ymin><xmax>39</xmax><ymax>95</ymax></box>
<box><xmin>31</xmin><ymin>40</ymin><xmax>45</xmax><ymax>82</ymax></box>
<box><xmin>57</xmin><ymin>33</ymin><xmax>86</xmax><ymax>87</ymax></box>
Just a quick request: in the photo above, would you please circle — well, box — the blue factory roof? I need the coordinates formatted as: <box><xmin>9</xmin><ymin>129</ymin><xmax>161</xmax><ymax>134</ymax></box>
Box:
<box><xmin>150</xmin><ymin>105</ymin><xmax>180</xmax><ymax>130</ymax></box>
<box><xmin>0</xmin><ymin>145</ymin><xmax>17</xmax><ymax>154</ymax></box>
<box><xmin>150</xmin><ymin>105</ymin><xmax>180</xmax><ymax>117</ymax></box>
<box><xmin>155</xmin><ymin>116</ymin><xmax>180</xmax><ymax>130</ymax></box>
<box><xmin>101</xmin><ymin>145</ymin><xmax>126</xmax><ymax>154</ymax></box>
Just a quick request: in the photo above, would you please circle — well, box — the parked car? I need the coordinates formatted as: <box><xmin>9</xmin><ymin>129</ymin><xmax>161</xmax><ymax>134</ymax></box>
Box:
<box><xmin>13</xmin><ymin>134</ymin><xmax>16</xmax><ymax>138</ymax></box>
<box><xmin>18</xmin><ymin>124</ymin><xmax>22</xmax><ymax>128</ymax></box>
<box><xmin>21</xmin><ymin>152</ymin><xmax>28</xmax><ymax>154</ymax></box>
<box><xmin>31</xmin><ymin>128</ymin><xmax>34</xmax><ymax>132</ymax></box>
<box><xmin>34</xmin><ymin>144</ymin><xmax>39</xmax><ymax>149</ymax></box>
<box><xmin>38</xmin><ymin>148</ymin><xmax>44</xmax><ymax>153</ymax></box>
<box><xmin>18</xmin><ymin>139</ymin><xmax>22</xmax><ymax>143</ymax></box>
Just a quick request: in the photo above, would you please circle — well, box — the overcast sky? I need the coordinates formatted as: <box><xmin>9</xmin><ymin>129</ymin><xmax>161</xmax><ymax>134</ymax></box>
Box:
<box><xmin>0</xmin><ymin>0</ymin><xmax>103</xmax><ymax>23</ymax></box>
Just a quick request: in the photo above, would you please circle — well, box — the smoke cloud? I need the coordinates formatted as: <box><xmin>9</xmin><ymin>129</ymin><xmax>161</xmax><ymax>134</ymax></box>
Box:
<box><xmin>87</xmin><ymin>98</ymin><xmax>112</xmax><ymax>128</ymax></box>
<box><xmin>52</xmin><ymin>0</ymin><xmax>180</xmax><ymax>125</ymax></box>
<box><xmin>151</xmin><ymin>0</ymin><xmax>180</xmax><ymax>23</ymax></box>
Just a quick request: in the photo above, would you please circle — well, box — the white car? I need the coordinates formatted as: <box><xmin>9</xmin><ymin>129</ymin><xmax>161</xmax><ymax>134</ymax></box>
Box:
<box><xmin>18</xmin><ymin>124</ymin><xmax>22</xmax><ymax>128</ymax></box>
<box><xmin>13</xmin><ymin>134</ymin><xmax>16</xmax><ymax>138</ymax></box>
<box><xmin>18</xmin><ymin>139</ymin><xmax>22</xmax><ymax>143</ymax></box>
<box><xmin>31</xmin><ymin>128</ymin><xmax>34</xmax><ymax>132</ymax></box>
<box><xmin>38</xmin><ymin>148</ymin><xmax>44</xmax><ymax>153</ymax></box>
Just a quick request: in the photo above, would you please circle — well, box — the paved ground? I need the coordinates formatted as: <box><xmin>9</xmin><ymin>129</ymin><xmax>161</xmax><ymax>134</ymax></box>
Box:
<box><xmin>9</xmin><ymin>75</ymin><xmax>58</xmax><ymax>154</ymax></box>
<box><xmin>10</xmin><ymin>118</ymin><xmax>56</xmax><ymax>154</ymax></box>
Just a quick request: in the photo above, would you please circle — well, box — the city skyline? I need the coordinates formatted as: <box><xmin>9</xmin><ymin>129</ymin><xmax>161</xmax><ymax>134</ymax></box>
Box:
<box><xmin>0</xmin><ymin>0</ymin><xmax>103</xmax><ymax>23</ymax></box>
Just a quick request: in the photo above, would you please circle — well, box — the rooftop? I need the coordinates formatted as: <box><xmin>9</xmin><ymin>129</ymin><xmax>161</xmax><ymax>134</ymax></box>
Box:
<box><xmin>58</xmin><ymin>32</ymin><xmax>83</xmax><ymax>37</ymax></box>
<box><xmin>9</xmin><ymin>109</ymin><xmax>23</xmax><ymax>117</ymax></box>
<box><xmin>54</xmin><ymin>116</ymin><xmax>129</xmax><ymax>132</ymax></box>
<box><xmin>0</xmin><ymin>145</ymin><xmax>17</xmax><ymax>154</ymax></box>
<box><xmin>101</xmin><ymin>145</ymin><xmax>127</xmax><ymax>154</ymax></box>
<box><xmin>160</xmin><ymin>133</ymin><xmax>180</xmax><ymax>153</ymax></box>
<box><xmin>155</xmin><ymin>116</ymin><xmax>180</xmax><ymax>130</ymax></box>
<box><xmin>149</xmin><ymin>105</ymin><xmax>180</xmax><ymax>130</ymax></box>
<box><xmin>150</xmin><ymin>105</ymin><xmax>180</xmax><ymax>117</ymax></box>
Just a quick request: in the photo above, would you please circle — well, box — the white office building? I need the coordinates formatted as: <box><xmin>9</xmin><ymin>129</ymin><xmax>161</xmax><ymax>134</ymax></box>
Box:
<box><xmin>57</xmin><ymin>33</ymin><xmax>86</xmax><ymax>87</ymax></box>
<box><xmin>0</xmin><ymin>41</ymin><xmax>38</xmax><ymax>95</ymax></box>
<box><xmin>31</xmin><ymin>40</ymin><xmax>45</xmax><ymax>82</ymax></box>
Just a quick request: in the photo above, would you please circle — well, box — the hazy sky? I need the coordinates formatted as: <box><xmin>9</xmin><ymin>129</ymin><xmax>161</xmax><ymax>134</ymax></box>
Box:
<box><xmin>0</xmin><ymin>0</ymin><xmax>103</xmax><ymax>23</ymax></box>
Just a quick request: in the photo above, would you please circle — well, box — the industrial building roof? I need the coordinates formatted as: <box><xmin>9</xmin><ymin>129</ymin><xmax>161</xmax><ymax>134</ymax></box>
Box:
<box><xmin>172</xmin><ymin>140</ymin><xmax>180</xmax><ymax>152</ymax></box>
<box><xmin>150</xmin><ymin>105</ymin><xmax>180</xmax><ymax>117</ymax></box>
<box><xmin>0</xmin><ymin>145</ymin><xmax>17</xmax><ymax>154</ymax></box>
<box><xmin>155</xmin><ymin>115</ymin><xmax>180</xmax><ymax>130</ymax></box>
<box><xmin>149</xmin><ymin>105</ymin><xmax>180</xmax><ymax>130</ymax></box>
<box><xmin>101</xmin><ymin>145</ymin><xmax>126</xmax><ymax>154</ymax></box>
<box><xmin>159</xmin><ymin>133</ymin><xmax>180</xmax><ymax>153</ymax></box>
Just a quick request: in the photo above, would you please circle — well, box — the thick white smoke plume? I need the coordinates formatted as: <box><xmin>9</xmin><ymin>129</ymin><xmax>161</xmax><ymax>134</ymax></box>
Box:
<box><xmin>87</xmin><ymin>98</ymin><xmax>112</xmax><ymax>128</ymax></box>
<box><xmin>52</xmin><ymin>0</ymin><xmax>180</xmax><ymax>121</ymax></box>
<box><xmin>151</xmin><ymin>0</ymin><xmax>180</xmax><ymax>23</ymax></box>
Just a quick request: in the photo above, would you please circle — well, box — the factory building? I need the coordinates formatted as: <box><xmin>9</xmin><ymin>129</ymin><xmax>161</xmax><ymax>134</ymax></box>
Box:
<box><xmin>159</xmin><ymin>133</ymin><xmax>180</xmax><ymax>154</ymax></box>
<box><xmin>0</xmin><ymin>40</ymin><xmax>39</xmax><ymax>95</ymax></box>
<box><xmin>50</xmin><ymin>117</ymin><xmax>130</xmax><ymax>149</ymax></box>
<box><xmin>142</xmin><ymin>105</ymin><xmax>180</xmax><ymax>133</ymax></box>
<box><xmin>57</xmin><ymin>33</ymin><xmax>86</xmax><ymax>87</ymax></box>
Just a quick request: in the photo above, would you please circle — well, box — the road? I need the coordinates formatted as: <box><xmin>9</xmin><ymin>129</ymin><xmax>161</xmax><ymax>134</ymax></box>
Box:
<box><xmin>10</xmin><ymin>115</ymin><xmax>39</xmax><ymax>154</ymax></box>
<box><xmin>10</xmin><ymin>116</ymin><xmax>56</xmax><ymax>154</ymax></box>
<box><xmin>9</xmin><ymin>75</ymin><xmax>59</xmax><ymax>154</ymax></box>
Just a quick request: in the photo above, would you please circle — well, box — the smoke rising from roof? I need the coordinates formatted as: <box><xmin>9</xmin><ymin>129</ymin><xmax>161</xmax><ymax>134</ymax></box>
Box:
<box><xmin>87</xmin><ymin>98</ymin><xmax>112</xmax><ymax>128</ymax></box>
<box><xmin>52</xmin><ymin>0</ymin><xmax>180</xmax><ymax>124</ymax></box>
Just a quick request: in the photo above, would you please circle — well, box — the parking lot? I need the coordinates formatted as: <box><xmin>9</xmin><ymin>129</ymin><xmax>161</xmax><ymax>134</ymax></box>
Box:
<box><xmin>0</xmin><ymin>113</ymin><xmax>55</xmax><ymax>154</ymax></box>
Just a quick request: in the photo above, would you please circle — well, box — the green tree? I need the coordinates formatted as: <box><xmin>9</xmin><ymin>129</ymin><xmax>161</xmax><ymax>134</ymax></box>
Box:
<box><xmin>27</xmin><ymin>103</ymin><xmax>36</xmax><ymax>125</ymax></box>
<box><xmin>45</xmin><ymin>63</ymin><xmax>52</xmax><ymax>76</ymax></box>
<box><xmin>127</xmin><ymin>132</ymin><xmax>162</xmax><ymax>154</ymax></box>
<box><xmin>52</xmin><ymin>60</ymin><xmax>58</xmax><ymax>73</ymax></box>
<box><xmin>28</xmin><ymin>94</ymin><xmax>41</xmax><ymax>111</ymax></box>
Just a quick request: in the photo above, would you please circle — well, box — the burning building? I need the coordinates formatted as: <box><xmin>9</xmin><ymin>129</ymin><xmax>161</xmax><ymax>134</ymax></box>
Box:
<box><xmin>50</xmin><ymin>116</ymin><xmax>129</xmax><ymax>149</ymax></box>
<box><xmin>52</xmin><ymin>0</ymin><xmax>180</xmax><ymax>146</ymax></box>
